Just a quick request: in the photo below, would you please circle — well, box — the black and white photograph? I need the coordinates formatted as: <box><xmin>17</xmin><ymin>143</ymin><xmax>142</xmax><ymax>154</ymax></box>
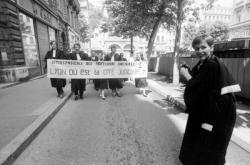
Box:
<box><xmin>0</xmin><ymin>0</ymin><xmax>250</xmax><ymax>164</ymax></box>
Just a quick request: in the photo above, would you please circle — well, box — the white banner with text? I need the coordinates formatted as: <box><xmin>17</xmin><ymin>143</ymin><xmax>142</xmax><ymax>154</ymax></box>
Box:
<box><xmin>47</xmin><ymin>59</ymin><xmax>148</xmax><ymax>79</ymax></box>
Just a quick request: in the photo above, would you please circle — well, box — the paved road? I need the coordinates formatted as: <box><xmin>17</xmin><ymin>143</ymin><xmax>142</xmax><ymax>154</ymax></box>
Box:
<box><xmin>13</xmin><ymin>82</ymin><xmax>250</xmax><ymax>165</ymax></box>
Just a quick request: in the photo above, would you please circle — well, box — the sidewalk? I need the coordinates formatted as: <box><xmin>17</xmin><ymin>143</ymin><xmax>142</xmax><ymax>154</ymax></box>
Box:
<box><xmin>0</xmin><ymin>77</ymin><xmax>72</xmax><ymax>164</ymax></box>
<box><xmin>147</xmin><ymin>72</ymin><xmax>250</xmax><ymax>153</ymax></box>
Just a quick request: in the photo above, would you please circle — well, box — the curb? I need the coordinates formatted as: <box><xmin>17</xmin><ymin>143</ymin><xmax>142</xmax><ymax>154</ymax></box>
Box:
<box><xmin>148</xmin><ymin>80</ymin><xmax>250</xmax><ymax>153</ymax></box>
<box><xmin>0</xmin><ymin>75</ymin><xmax>47</xmax><ymax>89</ymax></box>
<box><xmin>147</xmin><ymin>79</ymin><xmax>186</xmax><ymax>111</ymax></box>
<box><xmin>0</xmin><ymin>91</ymin><xmax>72</xmax><ymax>165</ymax></box>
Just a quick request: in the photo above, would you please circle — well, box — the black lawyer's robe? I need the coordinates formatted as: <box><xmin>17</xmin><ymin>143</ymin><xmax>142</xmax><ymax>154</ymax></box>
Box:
<box><xmin>44</xmin><ymin>49</ymin><xmax>66</xmax><ymax>88</ymax></box>
<box><xmin>104</xmin><ymin>53</ymin><xmax>123</xmax><ymax>90</ymax></box>
<box><xmin>69</xmin><ymin>51</ymin><xmax>89</xmax><ymax>93</ymax></box>
<box><xmin>179</xmin><ymin>55</ymin><xmax>238</xmax><ymax>165</ymax></box>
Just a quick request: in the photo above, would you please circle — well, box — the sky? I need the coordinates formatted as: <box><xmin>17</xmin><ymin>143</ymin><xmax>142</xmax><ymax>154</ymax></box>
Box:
<box><xmin>90</xmin><ymin>0</ymin><xmax>234</xmax><ymax>8</ymax></box>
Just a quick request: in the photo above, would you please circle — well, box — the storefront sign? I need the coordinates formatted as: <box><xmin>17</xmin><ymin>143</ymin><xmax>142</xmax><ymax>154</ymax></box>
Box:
<box><xmin>230</xmin><ymin>27</ymin><xmax>250</xmax><ymax>39</ymax></box>
<box><xmin>33</xmin><ymin>2</ymin><xmax>58</xmax><ymax>28</ymax></box>
<box><xmin>47</xmin><ymin>60</ymin><xmax>148</xmax><ymax>79</ymax></box>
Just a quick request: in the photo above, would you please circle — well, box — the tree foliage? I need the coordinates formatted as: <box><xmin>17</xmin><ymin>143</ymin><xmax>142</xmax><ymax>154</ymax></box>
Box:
<box><xmin>182</xmin><ymin>21</ymin><xmax>229</xmax><ymax>49</ymax></box>
<box><xmin>79</xmin><ymin>15</ymin><xmax>90</xmax><ymax>43</ymax></box>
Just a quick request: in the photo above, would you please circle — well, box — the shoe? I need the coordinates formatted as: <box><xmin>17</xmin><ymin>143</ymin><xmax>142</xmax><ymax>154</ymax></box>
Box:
<box><xmin>74</xmin><ymin>95</ymin><xmax>78</xmax><ymax>100</ymax></box>
<box><xmin>116</xmin><ymin>91</ymin><xmax>121</xmax><ymax>97</ymax></box>
<box><xmin>112</xmin><ymin>91</ymin><xmax>116</xmax><ymax>97</ymax></box>
<box><xmin>59</xmin><ymin>92</ymin><xmax>64</xmax><ymax>98</ymax></box>
<box><xmin>79</xmin><ymin>95</ymin><xmax>84</xmax><ymax>99</ymax></box>
<box><xmin>101</xmin><ymin>95</ymin><xmax>106</xmax><ymax>100</ymax></box>
<box><xmin>57</xmin><ymin>93</ymin><xmax>60</xmax><ymax>97</ymax></box>
<box><xmin>142</xmin><ymin>92</ymin><xmax>148</xmax><ymax>97</ymax></box>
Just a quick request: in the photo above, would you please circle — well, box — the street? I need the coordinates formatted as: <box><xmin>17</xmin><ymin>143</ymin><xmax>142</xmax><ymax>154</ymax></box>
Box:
<box><xmin>13</xmin><ymin>82</ymin><xmax>250</xmax><ymax>165</ymax></box>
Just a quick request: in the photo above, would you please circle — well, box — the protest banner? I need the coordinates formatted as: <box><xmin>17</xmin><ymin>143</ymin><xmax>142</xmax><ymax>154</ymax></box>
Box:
<box><xmin>47</xmin><ymin>59</ymin><xmax>148</xmax><ymax>79</ymax></box>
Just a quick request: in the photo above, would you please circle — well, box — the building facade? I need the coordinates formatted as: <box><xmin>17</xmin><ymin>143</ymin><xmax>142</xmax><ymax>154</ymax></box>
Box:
<box><xmin>229</xmin><ymin>0</ymin><xmax>250</xmax><ymax>42</ymax></box>
<box><xmin>200</xmin><ymin>5</ymin><xmax>233</xmax><ymax>24</ymax></box>
<box><xmin>0</xmin><ymin>0</ymin><xmax>80</xmax><ymax>83</ymax></box>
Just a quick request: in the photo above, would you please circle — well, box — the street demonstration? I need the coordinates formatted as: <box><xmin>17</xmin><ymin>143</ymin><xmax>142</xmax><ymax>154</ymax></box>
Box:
<box><xmin>47</xmin><ymin>60</ymin><xmax>147</xmax><ymax>79</ymax></box>
<box><xmin>45</xmin><ymin>42</ymin><xmax>149</xmax><ymax>100</ymax></box>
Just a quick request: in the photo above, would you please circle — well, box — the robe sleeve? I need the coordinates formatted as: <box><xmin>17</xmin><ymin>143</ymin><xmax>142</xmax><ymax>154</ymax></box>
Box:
<box><xmin>186</xmin><ymin>61</ymin><xmax>219</xmax><ymax>89</ymax></box>
<box><xmin>184</xmin><ymin>61</ymin><xmax>220</xmax><ymax>113</ymax></box>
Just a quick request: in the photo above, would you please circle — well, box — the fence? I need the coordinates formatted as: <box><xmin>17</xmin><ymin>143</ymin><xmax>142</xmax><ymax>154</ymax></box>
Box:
<box><xmin>149</xmin><ymin>53</ymin><xmax>250</xmax><ymax>99</ymax></box>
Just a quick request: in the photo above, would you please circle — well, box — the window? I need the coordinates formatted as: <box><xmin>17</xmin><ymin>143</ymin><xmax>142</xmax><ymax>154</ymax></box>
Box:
<box><xmin>236</xmin><ymin>10</ymin><xmax>241</xmax><ymax>23</ymax></box>
<box><xmin>19</xmin><ymin>12</ymin><xmax>39</xmax><ymax>67</ymax></box>
<box><xmin>30</xmin><ymin>37</ymin><xmax>34</xmax><ymax>44</ymax></box>
<box><xmin>44</xmin><ymin>0</ymin><xmax>49</xmax><ymax>4</ymax></box>
<box><xmin>157</xmin><ymin>36</ymin><xmax>160</xmax><ymax>42</ymax></box>
<box><xmin>48</xmin><ymin>27</ymin><xmax>56</xmax><ymax>42</ymax></box>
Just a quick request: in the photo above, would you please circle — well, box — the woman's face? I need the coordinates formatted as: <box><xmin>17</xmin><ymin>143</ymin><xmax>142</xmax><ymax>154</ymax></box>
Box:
<box><xmin>193</xmin><ymin>40</ymin><xmax>212</xmax><ymax>61</ymax></box>
<box><xmin>74</xmin><ymin>45</ymin><xmax>80</xmax><ymax>52</ymax></box>
<box><xmin>51</xmin><ymin>42</ymin><xmax>57</xmax><ymax>50</ymax></box>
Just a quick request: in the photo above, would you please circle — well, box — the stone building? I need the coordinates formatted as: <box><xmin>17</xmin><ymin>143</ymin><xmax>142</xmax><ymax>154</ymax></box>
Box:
<box><xmin>0</xmin><ymin>0</ymin><xmax>80</xmax><ymax>83</ymax></box>
<box><xmin>229</xmin><ymin>0</ymin><xmax>250</xmax><ymax>42</ymax></box>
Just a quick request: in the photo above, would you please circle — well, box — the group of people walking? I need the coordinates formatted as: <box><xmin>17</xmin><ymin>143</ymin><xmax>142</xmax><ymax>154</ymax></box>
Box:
<box><xmin>44</xmin><ymin>41</ymin><xmax>149</xmax><ymax>100</ymax></box>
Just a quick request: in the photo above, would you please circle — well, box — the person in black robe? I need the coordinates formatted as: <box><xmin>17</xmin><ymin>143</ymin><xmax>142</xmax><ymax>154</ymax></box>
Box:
<box><xmin>179</xmin><ymin>36</ymin><xmax>241</xmax><ymax>165</ymax></box>
<box><xmin>69</xmin><ymin>43</ymin><xmax>89</xmax><ymax>100</ymax></box>
<box><xmin>104</xmin><ymin>46</ymin><xmax>123</xmax><ymax>97</ymax></box>
<box><xmin>44</xmin><ymin>41</ymin><xmax>66</xmax><ymax>98</ymax></box>
<box><xmin>91</xmin><ymin>53</ymin><xmax>101</xmax><ymax>91</ymax></box>
<box><xmin>94</xmin><ymin>53</ymin><xmax>109</xmax><ymax>100</ymax></box>
<box><xmin>135</xmin><ymin>53</ymin><xmax>148</xmax><ymax>97</ymax></box>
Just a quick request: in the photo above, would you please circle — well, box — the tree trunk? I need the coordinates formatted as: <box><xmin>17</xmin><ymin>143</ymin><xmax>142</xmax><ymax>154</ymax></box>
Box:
<box><xmin>173</xmin><ymin>0</ymin><xmax>183</xmax><ymax>84</ymax></box>
<box><xmin>147</xmin><ymin>17</ymin><xmax>162</xmax><ymax>59</ymax></box>
<box><xmin>146</xmin><ymin>1</ymin><xmax>167</xmax><ymax>59</ymax></box>
<box><xmin>130</xmin><ymin>34</ymin><xmax>134</xmax><ymax>57</ymax></box>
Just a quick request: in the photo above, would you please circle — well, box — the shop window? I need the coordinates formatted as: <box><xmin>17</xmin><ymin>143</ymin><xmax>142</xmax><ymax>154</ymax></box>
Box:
<box><xmin>48</xmin><ymin>27</ymin><xmax>56</xmax><ymax>42</ymax></box>
<box><xmin>19</xmin><ymin>12</ymin><xmax>39</xmax><ymax>67</ymax></box>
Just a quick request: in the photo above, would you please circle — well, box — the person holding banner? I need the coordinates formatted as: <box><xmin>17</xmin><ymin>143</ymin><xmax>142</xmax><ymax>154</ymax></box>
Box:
<box><xmin>93</xmin><ymin>53</ymin><xmax>109</xmax><ymax>100</ymax></box>
<box><xmin>91</xmin><ymin>53</ymin><xmax>100</xmax><ymax>91</ymax></box>
<box><xmin>44</xmin><ymin>41</ymin><xmax>67</xmax><ymax>98</ymax></box>
<box><xmin>135</xmin><ymin>53</ymin><xmax>148</xmax><ymax>97</ymax></box>
<box><xmin>70</xmin><ymin>43</ymin><xmax>89</xmax><ymax>100</ymax></box>
<box><xmin>105</xmin><ymin>46</ymin><xmax>123</xmax><ymax>97</ymax></box>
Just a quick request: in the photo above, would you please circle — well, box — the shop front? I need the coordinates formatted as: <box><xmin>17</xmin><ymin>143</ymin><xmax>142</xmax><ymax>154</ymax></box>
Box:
<box><xmin>32</xmin><ymin>1</ymin><xmax>58</xmax><ymax>74</ymax></box>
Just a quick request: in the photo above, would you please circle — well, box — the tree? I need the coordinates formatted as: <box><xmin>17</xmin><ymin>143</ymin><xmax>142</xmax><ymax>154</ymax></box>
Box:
<box><xmin>88</xmin><ymin>3</ymin><xmax>104</xmax><ymax>33</ymax></box>
<box><xmin>79</xmin><ymin>15</ymin><xmax>90</xmax><ymax>43</ymax></box>
<box><xmin>199</xmin><ymin>21</ymin><xmax>229</xmax><ymax>41</ymax></box>
<box><xmin>103</xmin><ymin>0</ymin><xmax>177</xmax><ymax>58</ymax></box>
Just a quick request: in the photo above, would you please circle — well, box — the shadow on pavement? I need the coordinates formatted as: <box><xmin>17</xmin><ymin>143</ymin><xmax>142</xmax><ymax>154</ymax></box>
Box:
<box><xmin>235</xmin><ymin>103</ymin><xmax>250</xmax><ymax>129</ymax></box>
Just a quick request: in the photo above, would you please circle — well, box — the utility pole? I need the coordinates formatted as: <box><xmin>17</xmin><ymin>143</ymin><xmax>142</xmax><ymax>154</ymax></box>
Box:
<box><xmin>173</xmin><ymin>0</ymin><xmax>183</xmax><ymax>84</ymax></box>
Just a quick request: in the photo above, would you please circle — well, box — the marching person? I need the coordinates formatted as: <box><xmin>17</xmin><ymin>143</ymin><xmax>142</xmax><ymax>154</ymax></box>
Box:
<box><xmin>91</xmin><ymin>52</ymin><xmax>100</xmax><ymax>91</ymax></box>
<box><xmin>44</xmin><ymin>40</ymin><xmax>66</xmax><ymax>98</ymax></box>
<box><xmin>179</xmin><ymin>36</ymin><xmax>241</xmax><ymax>165</ymax></box>
<box><xmin>98</xmin><ymin>54</ymin><xmax>109</xmax><ymax>100</ymax></box>
<box><xmin>104</xmin><ymin>46</ymin><xmax>123</xmax><ymax>97</ymax></box>
<box><xmin>69</xmin><ymin>43</ymin><xmax>89</xmax><ymax>100</ymax></box>
<box><xmin>135</xmin><ymin>53</ymin><xmax>148</xmax><ymax>97</ymax></box>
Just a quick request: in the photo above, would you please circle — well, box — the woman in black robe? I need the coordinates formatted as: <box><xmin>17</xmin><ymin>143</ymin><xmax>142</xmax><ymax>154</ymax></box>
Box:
<box><xmin>105</xmin><ymin>46</ymin><xmax>123</xmax><ymax>97</ymax></box>
<box><xmin>69</xmin><ymin>43</ymin><xmax>89</xmax><ymax>100</ymax></box>
<box><xmin>44</xmin><ymin>41</ymin><xmax>66</xmax><ymax>98</ymax></box>
<box><xmin>91</xmin><ymin>53</ymin><xmax>101</xmax><ymax>91</ymax></box>
<box><xmin>179</xmin><ymin>36</ymin><xmax>241</xmax><ymax>165</ymax></box>
<box><xmin>135</xmin><ymin>53</ymin><xmax>148</xmax><ymax>97</ymax></box>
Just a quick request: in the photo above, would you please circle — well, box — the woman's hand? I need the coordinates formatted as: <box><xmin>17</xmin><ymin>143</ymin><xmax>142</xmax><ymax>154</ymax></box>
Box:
<box><xmin>180</xmin><ymin>67</ymin><xmax>192</xmax><ymax>81</ymax></box>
